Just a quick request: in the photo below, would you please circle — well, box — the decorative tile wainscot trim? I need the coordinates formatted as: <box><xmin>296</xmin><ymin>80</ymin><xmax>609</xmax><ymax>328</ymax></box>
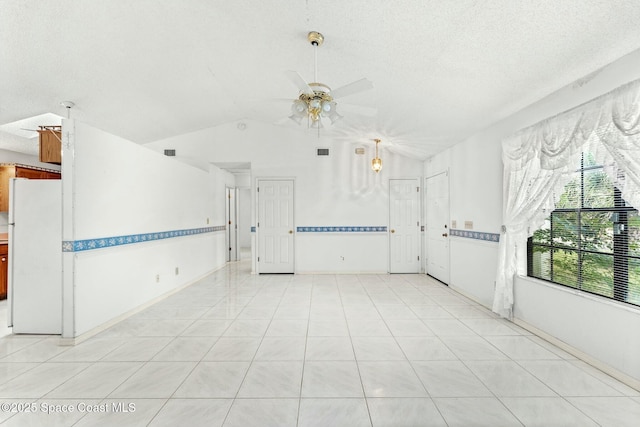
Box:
<box><xmin>296</xmin><ymin>226</ymin><xmax>387</xmax><ymax>232</ymax></box>
<box><xmin>62</xmin><ymin>226</ymin><xmax>226</xmax><ymax>252</ymax></box>
<box><xmin>450</xmin><ymin>229</ymin><xmax>500</xmax><ymax>242</ymax></box>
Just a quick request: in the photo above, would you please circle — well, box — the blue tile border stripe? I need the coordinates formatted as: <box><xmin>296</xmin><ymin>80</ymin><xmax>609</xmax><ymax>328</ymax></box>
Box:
<box><xmin>62</xmin><ymin>226</ymin><xmax>226</xmax><ymax>252</ymax></box>
<box><xmin>450</xmin><ymin>229</ymin><xmax>500</xmax><ymax>242</ymax></box>
<box><xmin>296</xmin><ymin>226</ymin><xmax>387</xmax><ymax>233</ymax></box>
<box><xmin>251</xmin><ymin>226</ymin><xmax>389</xmax><ymax>233</ymax></box>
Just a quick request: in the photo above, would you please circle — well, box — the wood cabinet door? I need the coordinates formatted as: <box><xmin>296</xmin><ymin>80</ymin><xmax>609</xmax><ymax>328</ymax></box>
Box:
<box><xmin>39</xmin><ymin>130</ymin><xmax>62</xmax><ymax>165</ymax></box>
<box><xmin>0</xmin><ymin>166</ymin><xmax>16</xmax><ymax>212</ymax></box>
<box><xmin>45</xmin><ymin>172</ymin><xmax>62</xmax><ymax>179</ymax></box>
<box><xmin>15</xmin><ymin>167</ymin><xmax>46</xmax><ymax>179</ymax></box>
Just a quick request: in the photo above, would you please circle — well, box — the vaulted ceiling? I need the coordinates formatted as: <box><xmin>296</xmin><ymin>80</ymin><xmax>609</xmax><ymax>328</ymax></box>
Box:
<box><xmin>2</xmin><ymin>1</ymin><xmax>640</xmax><ymax>159</ymax></box>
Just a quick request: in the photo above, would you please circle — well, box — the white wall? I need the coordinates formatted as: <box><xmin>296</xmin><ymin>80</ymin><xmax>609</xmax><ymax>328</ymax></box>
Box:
<box><xmin>146</xmin><ymin>122</ymin><xmax>424</xmax><ymax>273</ymax></box>
<box><xmin>429</xmin><ymin>48</ymin><xmax>640</xmax><ymax>384</ymax></box>
<box><xmin>62</xmin><ymin>120</ymin><xmax>227</xmax><ymax>338</ymax></box>
<box><xmin>238</xmin><ymin>188</ymin><xmax>251</xmax><ymax>249</ymax></box>
<box><xmin>424</xmin><ymin>135</ymin><xmax>502</xmax><ymax>307</ymax></box>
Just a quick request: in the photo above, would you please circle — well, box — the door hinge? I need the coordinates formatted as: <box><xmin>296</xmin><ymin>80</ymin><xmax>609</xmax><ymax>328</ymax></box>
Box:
<box><xmin>417</xmin><ymin>187</ymin><xmax>420</xmax><ymax>192</ymax></box>
<box><xmin>228</xmin><ymin>193</ymin><xmax>232</xmax><ymax>199</ymax></box>
<box><xmin>228</xmin><ymin>220</ymin><xmax>231</xmax><ymax>225</ymax></box>
<box><xmin>257</xmin><ymin>256</ymin><xmax>260</xmax><ymax>262</ymax></box>
<box><xmin>417</xmin><ymin>255</ymin><xmax>420</xmax><ymax>261</ymax></box>
<box><xmin>257</xmin><ymin>187</ymin><xmax>259</xmax><ymax>192</ymax></box>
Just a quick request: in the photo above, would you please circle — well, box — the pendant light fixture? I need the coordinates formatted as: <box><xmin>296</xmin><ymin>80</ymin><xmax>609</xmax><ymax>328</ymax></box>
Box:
<box><xmin>371</xmin><ymin>138</ymin><xmax>382</xmax><ymax>173</ymax></box>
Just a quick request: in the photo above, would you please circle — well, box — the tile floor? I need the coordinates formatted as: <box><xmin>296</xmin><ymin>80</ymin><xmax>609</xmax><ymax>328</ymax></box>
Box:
<box><xmin>0</xmin><ymin>259</ymin><xmax>639</xmax><ymax>426</ymax></box>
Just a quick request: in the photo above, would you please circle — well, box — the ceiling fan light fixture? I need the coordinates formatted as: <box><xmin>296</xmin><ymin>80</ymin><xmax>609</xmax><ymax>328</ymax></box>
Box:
<box><xmin>309</xmin><ymin>99</ymin><xmax>321</xmax><ymax>110</ymax></box>
<box><xmin>292</xmin><ymin>99</ymin><xmax>306</xmax><ymax>115</ymax></box>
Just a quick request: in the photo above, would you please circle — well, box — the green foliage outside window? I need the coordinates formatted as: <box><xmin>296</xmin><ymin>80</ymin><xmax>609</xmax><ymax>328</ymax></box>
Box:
<box><xmin>528</xmin><ymin>153</ymin><xmax>640</xmax><ymax>307</ymax></box>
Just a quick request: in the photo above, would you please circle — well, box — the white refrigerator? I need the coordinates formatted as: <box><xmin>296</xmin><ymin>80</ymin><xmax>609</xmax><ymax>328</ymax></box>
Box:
<box><xmin>8</xmin><ymin>178</ymin><xmax>62</xmax><ymax>334</ymax></box>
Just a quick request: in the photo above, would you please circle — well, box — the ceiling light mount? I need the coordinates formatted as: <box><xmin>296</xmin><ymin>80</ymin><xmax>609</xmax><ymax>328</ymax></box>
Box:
<box><xmin>307</xmin><ymin>31</ymin><xmax>324</xmax><ymax>47</ymax></box>
<box><xmin>60</xmin><ymin>101</ymin><xmax>75</xmax><ymax>119</ymax></box>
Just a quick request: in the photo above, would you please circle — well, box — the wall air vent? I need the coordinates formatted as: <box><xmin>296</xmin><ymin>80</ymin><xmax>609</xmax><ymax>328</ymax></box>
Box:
<box><xmin>316</xmin><ymin>148</ymin><xmax>330</xmax><ymax>156</ymax></box>
<box><xmin>164</xmin><ymin>149</ymin><xmax>176</xmax><ymax>157</ymax></box>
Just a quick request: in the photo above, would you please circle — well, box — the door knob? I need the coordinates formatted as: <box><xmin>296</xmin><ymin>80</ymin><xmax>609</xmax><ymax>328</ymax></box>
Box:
<box><xmin>442</xmin><ymin>233</ymin><xmax>448</xmax><ymax>237</ymax></box>
<box><xmin>289</xmin><ymin>230</ymin><xmax>293</xmax><ymax>234</ymax></box>
<box><xmin>391</xmin><ymin>229</ymin><xmax>395</xmax><ymax>233</ymax></box>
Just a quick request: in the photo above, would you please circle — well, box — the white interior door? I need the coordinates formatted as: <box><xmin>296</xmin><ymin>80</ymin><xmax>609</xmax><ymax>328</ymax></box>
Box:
<box><xmin>426</xmin><ymin>171</ymin><xmax>450</xmax><ymax>284</ymax></box>
<box><xmin>257</xmin><ymin>179</ymin><xmax>294</xmax><ymax>273</ymax></box>
<box><xmin>389</xmin><ymin>178</ymin><xmax>421</xmax><ymax>273</ymax></box>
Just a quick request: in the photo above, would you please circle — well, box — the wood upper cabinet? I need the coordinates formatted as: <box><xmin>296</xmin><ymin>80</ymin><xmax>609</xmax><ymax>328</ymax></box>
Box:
<box><xmin>15</xmin><ymin>167</ymin><xmax>48</xmax><ymax>180</ymax></box>
<box><xmin>0</xmin><ymin>164</ymin><xmax>61</xmax><ymax>212</ymax></box>
<box><xmin>38</xmin><ymin>126</ymin><xmax>62</xmax><ymax>165</ymax></box>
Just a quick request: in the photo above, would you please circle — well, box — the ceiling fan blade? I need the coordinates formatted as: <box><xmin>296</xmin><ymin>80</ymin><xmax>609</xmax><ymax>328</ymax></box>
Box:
<box><xmin>330</xmin><ymin>78</ymin><xmax>373</xmax><ymax>99</ymax></box>
<box><xmin>284</xmin><ymin>70</ymin><xmax>314</xmax><ymax>96</ymax></box>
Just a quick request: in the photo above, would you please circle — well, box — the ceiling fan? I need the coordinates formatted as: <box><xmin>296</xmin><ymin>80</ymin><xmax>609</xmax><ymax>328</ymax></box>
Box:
<box><xmin>285</xmin><ymin>31</ymin><xmax>374</xmax><ymax>128</ymax></box>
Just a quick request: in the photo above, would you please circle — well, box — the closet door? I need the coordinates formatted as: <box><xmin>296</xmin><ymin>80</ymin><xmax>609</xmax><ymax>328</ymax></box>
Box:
<box><xmin>257</xmin><ymin>179</ymin><xmax>294</xmax><ymax>273</ymax></box>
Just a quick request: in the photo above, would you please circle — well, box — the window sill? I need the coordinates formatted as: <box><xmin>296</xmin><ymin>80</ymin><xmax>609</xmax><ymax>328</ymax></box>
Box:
<box><xmin>516</xmin><ymin>274</ymin><xmax>640</xmax><ymax>315</ymax></box>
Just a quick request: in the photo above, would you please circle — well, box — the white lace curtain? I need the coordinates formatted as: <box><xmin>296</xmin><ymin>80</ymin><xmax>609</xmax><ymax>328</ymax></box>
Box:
<box><xmin>493</xmin><ymin>78</ymin><xmax>640</xmax><ymax>318</ymax></box>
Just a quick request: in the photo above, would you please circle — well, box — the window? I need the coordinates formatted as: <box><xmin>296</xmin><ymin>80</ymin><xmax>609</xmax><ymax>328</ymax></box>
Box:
<box><xmin>527</xmin><ymin>152</ymin><xmax>640</xmax><ymax>307</ymax></box>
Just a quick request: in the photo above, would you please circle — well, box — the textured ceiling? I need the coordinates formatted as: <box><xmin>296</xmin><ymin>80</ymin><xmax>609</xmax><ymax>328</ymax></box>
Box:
<box><xmin>2</xmin><ymin>0</ymin><xmax>640</xmax><ymax>160</ymax></box>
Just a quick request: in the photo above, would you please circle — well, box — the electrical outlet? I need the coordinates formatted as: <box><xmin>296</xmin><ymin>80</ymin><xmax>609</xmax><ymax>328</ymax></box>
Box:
<box><xmin>175</xmin><ymin>267</ymin><xmax>179</xmax><ymax>275</ymax></box>
<box><xmin>464</xmin><ymin>220</ymin><xmax>473</xmax><ymax>230</ymax></box>
<box><xmin>206</xmin><ymin>218</ymin><xmax>210</xmax><ymax>224</ymax></box>
<box><xmin>156</xmin><ymin>274</ymin><xmax>160</xmax><ymax>283</ymax></box>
